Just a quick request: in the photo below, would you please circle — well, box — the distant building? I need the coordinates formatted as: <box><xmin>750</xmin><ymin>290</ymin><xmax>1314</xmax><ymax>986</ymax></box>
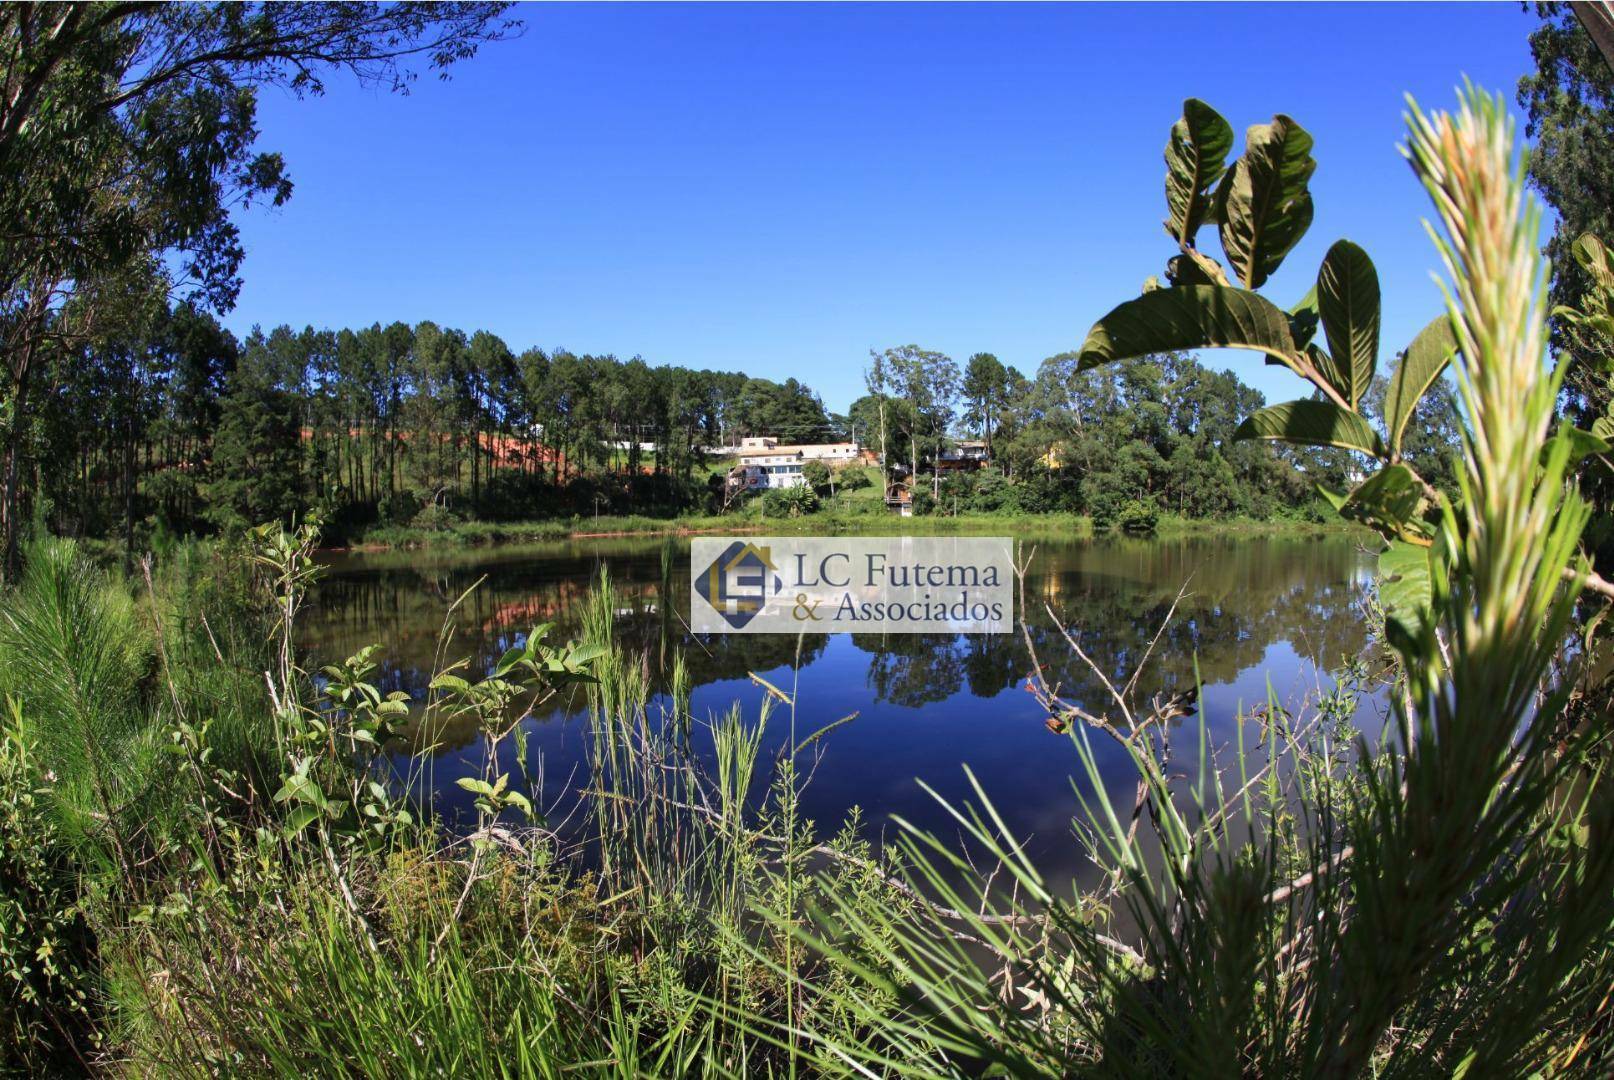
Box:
<box><xmin>731</xmin><ymin>436</ymin><xmax>862</xmax><ymax>489</ymax></box>
<box><xmin>736</xmin><ymin>436</ymin><xmax>860</xmax><ymax>462</ymax></box>
<box><xmin>884</xmin><ymin>478</ymin><xmax>914</xmax><ymax>516</ymax></box>
<box><xmin>936</xmin><ymin>440</ymin><xmax>990</xmax><ymax>471</ymax></box>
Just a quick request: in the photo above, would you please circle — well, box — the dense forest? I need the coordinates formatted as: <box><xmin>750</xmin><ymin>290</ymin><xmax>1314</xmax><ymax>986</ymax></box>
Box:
<box><xmin>34</xmin><ymin>307</ymin><xmax>838</xmax><ymax>541</ymax></box>
<box><xmin>27</xmin><ymin>303</ymin><xmax>1461</xmax><ymax>547</ymax></box>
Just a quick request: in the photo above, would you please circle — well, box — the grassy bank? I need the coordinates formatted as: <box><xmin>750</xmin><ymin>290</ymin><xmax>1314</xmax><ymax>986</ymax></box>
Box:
<box><xmin>349</xmin><ymin>511</ymin><xmax>1356</xmax><ymax>554</ymax></box>
<box><xmin>347</xmin><ymin>508</ymin><xmax>1105</xmax><ymax>551</ymax></box>
<box><xmin>346</xmin><ymin>507</ymin><xmax>1356</xmax><ymax>553</ymax></box>
<box><xmin>353</xmin><ymin>512</ymin><xmax>743</xmax><ymax>550</ymax></box>
<box><xmin>345</xmin><ymin>460</ymin><xmax>1351</xmax><ymax>552</ymax></box>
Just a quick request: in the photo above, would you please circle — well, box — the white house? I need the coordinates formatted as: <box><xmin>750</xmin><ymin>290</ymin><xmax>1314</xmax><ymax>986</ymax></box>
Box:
<box><xmin>736</xmin><ymin>448</ymin><xmax>806</xmax><ymax>489</ymax></box>
<box><xmin>731</xmin><ymin>436</ymin><xmax>862</xmax><ymax>489</ymax></box>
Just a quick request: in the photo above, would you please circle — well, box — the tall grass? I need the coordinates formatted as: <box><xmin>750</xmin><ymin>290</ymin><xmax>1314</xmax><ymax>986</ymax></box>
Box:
<box><xmin>0</xmin><ymin>537</ymin><xmax>156</xmax><ymax>862</ymax></box>
<box><xmin>0</xmin><ymin>521</ymin><xmax>905</xmax><ymax>1074</ymax></box>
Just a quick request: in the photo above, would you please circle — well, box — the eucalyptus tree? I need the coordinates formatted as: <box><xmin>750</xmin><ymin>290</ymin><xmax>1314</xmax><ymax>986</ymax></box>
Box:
<box><xmin>300</xmin><ymin>327</ymin><xmax>344</xmax><ymax>500</ymax></box>
<box><xmin>872</xmin><ymin>344</ymin><xmax>959</xmax><ymax>494</ymax></box>
<box><xmin>864</xmin><ymin>350</ymin><xmax>895</xmax><ymax>483</ymax></box>
<box><xmin>0</xmin><ymin>2</ymin><xmax>516</xmax><ymax>573</ymax></box>
<box><xmin>993</xmin><ymin>364</ymin><xmax>1032</xmax><ymax>477</ymax></box>
<box><xmin>403</xmin><ymin>321</ymin><xmax>471</xmax><ymax>507</ymax></box>
<box><xmin>961</xmin><ymin>351</ymin><xmax>1008</xmax><ymax>456</ymax></box>
<box><xmin>515</xmin><ymin>346</ymin><xmax>551</xmax><ymax>478</ymax></box>
<box><xmin>542</xmin><ymin>351</ymin><xmax>589</xmax><ymax>482</ymax></box>
<box><xmin>155</xmin><ymin>302</ymin><xmax>236</xmax><ymax>518</ymax></box>
<box><xmin>614</xmin><ymin>357</ymin><xmax>656</xmax><ymax>474</ymax></box>
<box><xmin>209</xmin><ymin>328</ymin><xmax>304</xmax><ymax>530</ymax></box>
<box><xmin>374</xmin><ymin>321</ymin><xmax>416</xmax><ymax>498</ymax></box>
<box><xmin>774</xmin><ymin>379</ymin><xmax>834</xmax><ymax>443</ymax></box>
<box><xmin>650</xmin><ymin>366</ymin><xmax>705</xmax><ymax>483</ymax></box>
<box><xmin>710</xmin><ymin>371</ymin><xmax>750</xmax><ymax>446</ymax></box>
<box><xmin>1520</xmin><ymin>3</ymin><xmax>1614</xmax><ymax>350</ymax></box>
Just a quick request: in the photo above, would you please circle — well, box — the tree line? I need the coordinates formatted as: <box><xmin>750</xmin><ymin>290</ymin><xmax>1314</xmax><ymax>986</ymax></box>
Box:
<box><xmin>36</xmin><ymin>293</ymin><xmax>1464</xmax><ymax>547</ymax></box>
<box><xmin>849</xmin><ymin>345</ymin><xmax>1459</xmax><ymax>525</ymax></box>
<box><xmin>33</xmin><ymin>304</ymin><xmax>839</xmax><ymax>543</ymax></box>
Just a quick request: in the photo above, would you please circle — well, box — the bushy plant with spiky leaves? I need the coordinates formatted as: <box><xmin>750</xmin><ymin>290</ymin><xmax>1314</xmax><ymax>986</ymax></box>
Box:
<box><xmin>759</xmin><ymin>88</ymin><xmax>1614</xmax><ymax>1077</ymax></box>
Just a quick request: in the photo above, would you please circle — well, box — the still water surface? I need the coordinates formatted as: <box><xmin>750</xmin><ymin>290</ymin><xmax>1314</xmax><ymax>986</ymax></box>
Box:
<box><xmin>305</xmin><ymin>533</ymin><xmax>1380</xmax><ymax>883</ymax></box>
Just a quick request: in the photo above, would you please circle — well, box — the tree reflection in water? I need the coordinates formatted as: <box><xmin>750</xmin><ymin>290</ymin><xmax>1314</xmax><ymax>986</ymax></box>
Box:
<box><xmin>305</xmin><ymin>533</ymin><xmax>1379</xmax><ymax>887</ymax></box>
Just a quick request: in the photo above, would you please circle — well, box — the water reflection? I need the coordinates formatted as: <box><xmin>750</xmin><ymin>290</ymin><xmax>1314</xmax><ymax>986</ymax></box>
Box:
<box><xmin>305</xmin><ymin>533</ymin><xmax>1379</xmax><ymax>884</ymax></box>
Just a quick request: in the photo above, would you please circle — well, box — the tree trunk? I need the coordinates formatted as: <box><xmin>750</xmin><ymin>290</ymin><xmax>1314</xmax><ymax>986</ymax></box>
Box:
<box><xmin>0</xmin><ymin>288</ymin><xmax>52</xmax><ymax>580</ymax></box>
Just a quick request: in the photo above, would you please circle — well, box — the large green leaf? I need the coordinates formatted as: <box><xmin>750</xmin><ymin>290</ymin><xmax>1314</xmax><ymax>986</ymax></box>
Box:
<box><xmin>1078</xmin><ymin>285</ymin><xmax>1298</xmax><ymax>372</ymax></box>
<box><xmin>1216</xmin><ymin>116</ymin><xmax>1316</xmax><ymax>289</ymax></box>
<box><xmin>1303</xmin><ymin>343</ymin><xmax>1352</xmax><ymax>401</ymax></box>
<box><xmin>1339</xmin><ymin>464</ymin><xmax>1430</xmax><ymax>542</ymax></box>
<box><xmin>1165</xmin><ymin>251</ymin><xmax>1225</xmax><ymax>287</ymax></box>
<box><xmin>1541</xmin><ymin>423</ymin><xmax>1612</xmax><ymax>467</ymax></box>
<box><xmin>1233</xmin><ymin>399</ymin><xmax>1385</xmax><ymax>458</ymax></box>
<box><xmin>1572</xmin><ymin>232</ymin><xmax>1614</xmax><ymax>292</ymax></box>
<box><xmin>1383</xmin><ymin>315</ymin><xmax>1458</xmax><ymax>457</ymax></box>
<box><xmin>1288</xmin><ymin>284</ymin><xmax>1320</xmax><ymax>348</ymax></box>
<box><xmin>1378</xmin><ymin>540</ymin><xmax>1434</xmax><ymax>643</ymax></box>
<box><xmin>1316</xmin><ymin>484</ymin><xmax>1348</xmax><ymax>512</ymax></box>
<box><xmin>1316</xmin><ymin>240</ymin><xmax>1380</xmax><ymax>407</ymax></box>
<box><xmin>1164</xmin><ymin>99</ymin><xmax>1234</xmax><ymax>244</ymax></box>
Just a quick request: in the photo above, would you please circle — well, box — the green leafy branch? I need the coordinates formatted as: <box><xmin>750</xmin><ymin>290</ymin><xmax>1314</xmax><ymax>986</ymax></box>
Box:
<box><xmin>272</xmin><ymin>644</ymin><xmax>414</xmax><ymax>841</ymax></box>
<box><xmin>433</xmin><ymin>622</ymin><xmax>604</xmax><ymax>830</ymax></box>
<box><xmin>1079</xmin><ymin>97</ymin><xmax>1614</xmax><ymax>638</ymax></box>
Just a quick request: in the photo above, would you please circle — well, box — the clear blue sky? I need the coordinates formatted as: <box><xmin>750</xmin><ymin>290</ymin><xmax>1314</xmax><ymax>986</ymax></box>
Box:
<box><xmin>227</xmin><ymin>1</ymin><xmax>1542</xmax><ymax>413</ymax></box>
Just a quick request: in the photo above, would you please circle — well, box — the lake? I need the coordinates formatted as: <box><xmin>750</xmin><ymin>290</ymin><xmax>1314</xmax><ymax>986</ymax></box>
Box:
<box><xmin>305</xmin><ymin>531</ymin><xmax>1381</xmax><ymax>886</ymax></box>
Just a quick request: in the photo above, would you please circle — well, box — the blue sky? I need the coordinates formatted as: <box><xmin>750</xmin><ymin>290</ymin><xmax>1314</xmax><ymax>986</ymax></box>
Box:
<box><xmin>228</xmin><ymin>2</ymin><xmax>1542</xmax><ymax>413</ymax></box>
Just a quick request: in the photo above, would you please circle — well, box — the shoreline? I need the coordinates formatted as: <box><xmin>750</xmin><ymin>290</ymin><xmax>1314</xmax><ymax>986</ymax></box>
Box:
<box><xmin>323</xmin><ymin>512</ymin><xmax>1349</xmax><ymax>556</ymax></box>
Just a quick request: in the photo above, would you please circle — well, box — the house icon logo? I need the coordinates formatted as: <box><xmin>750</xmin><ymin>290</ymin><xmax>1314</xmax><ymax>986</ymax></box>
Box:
<box><xmin>694</xmin><ymin>541</ymin><xmax>783</xmax><ymax>629</ymax></box>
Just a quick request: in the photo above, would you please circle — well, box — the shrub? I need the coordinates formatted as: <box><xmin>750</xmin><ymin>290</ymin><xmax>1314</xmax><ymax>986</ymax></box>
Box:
<box><xmin>1115</xmin><ymin>498</ymin><xmax>1159</xmax><ymax>535</ymax></box>
<box><xmin>949</xmin><ymin>469</ymin><xmax>1014</xmax><ymax>513</ymax></box>
<box><xmin>1081</xmin><ymin>482</ymin><xmax>1125</xmax><ymax>529</ymax></box>
<box><xmin>1017</xmin><ymin>469</ymin><xmax>1078</xmax><ymax>514</ymax></box>
<box><xmin>408</xmin><ymin>501</ymin><xmax>463</xmax><ymax>531</ymax></box>
<box><xmin>760</xmin><ymin>484</ymin><xmax>819</xmax><ymax>517</ymax></box>
<box><xmin>0</xmin><ymin>700</ymin><xmax>98</xmax><ymax>1073</ymax></box>
<box><xmin>836</xmin><ymin>465</ymin><xmax>873</xmax><ymax>492</ymax></box>
<box><xmin>802</xmin><ymin>459</ymin><xmax>832</xmax><ymax>493</ymax></box>
<box><xmin>376</xmin><ymin>489</ymin><xmax>422</xmax><ymax>527</ymax></box>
